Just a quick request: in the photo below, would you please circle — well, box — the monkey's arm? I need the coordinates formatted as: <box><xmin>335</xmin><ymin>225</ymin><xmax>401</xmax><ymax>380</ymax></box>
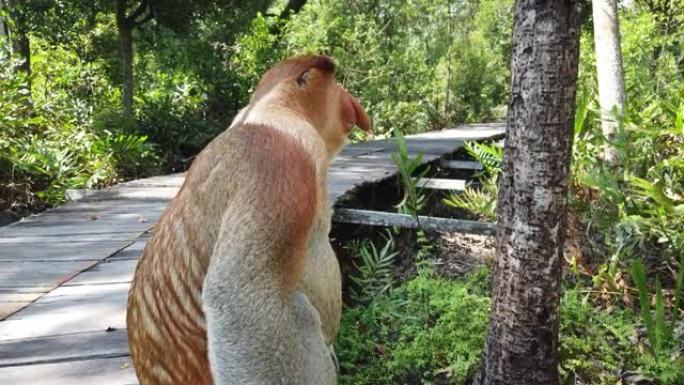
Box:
<box><xmin>202</xmin><ymin>125</ymin><xmax>335</xmax><ymax>385</ymax></box>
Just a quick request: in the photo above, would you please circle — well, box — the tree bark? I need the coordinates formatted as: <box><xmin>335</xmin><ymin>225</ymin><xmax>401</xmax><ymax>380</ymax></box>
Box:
<box><xmin>116</xmin><ymin>0</ymin><xmax>135</xmax><ymax>120</ymax></box>
<box><xmin>475</xmin><ymin>1</ymin><xmax>581</xmax><ymax>385</ymax></box>
<box><xmin>592</xmin><ymin>0</ymin><xmax>625</xmax><ymax>165</ymax></box>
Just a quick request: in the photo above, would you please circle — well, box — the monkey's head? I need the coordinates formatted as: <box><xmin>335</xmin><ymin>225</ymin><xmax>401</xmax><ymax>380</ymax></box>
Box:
<box><xmin>252</xmin><ymin>55</ymin><xmax>371</xmax><ymax>156</ymax></box>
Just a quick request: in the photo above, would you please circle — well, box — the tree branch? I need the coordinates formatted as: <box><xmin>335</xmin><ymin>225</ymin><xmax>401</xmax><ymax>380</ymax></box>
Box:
<box><xmin>278</xmin><ymin>0</ymin><xmax>307</xmax><ymax>20</ymax></box>
<box><xmin>269</xmin><ymin>0</ymin><xmax>307</xmax><ymax>35</ymax></box>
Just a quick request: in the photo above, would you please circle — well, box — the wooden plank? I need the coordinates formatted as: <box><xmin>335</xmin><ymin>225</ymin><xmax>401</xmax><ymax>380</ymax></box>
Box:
<box><xmin>0</xmin><ymin>241</ymin><xmax>131</xmax><ymax>262</ymax></box>
<box><xmin>0</xmin><ymin>301</ymin><xmax>32</xmax><ymax>320</ymax></box>
<box><xmin>119</xmin><ymin>173</ymin><xmax>185</xmax><ymax>187</ymax></box>
<box><xmin>0</xmin><ymin>292</ymin><xmax>43</xmax><ymax>301</ymax></box>
<box><xmin>0</xmin><ymin>356</ymin><xmax>137</xmax><ymax>385</ymax></box>
<box><xmin>42</xmin><ymin>200</ymin><xmax>167</xmax><ymax>216</ymax></box>
<box><xmin>0</xmin><ymin>329</ymin><xmax>129</xmax><ymax>367</ymax></box>
<box><xmin>0</xmin><ymin>283</ymin><xmax>129</xmax><ymax>340</ymax></box>
<box><xmin>7</xmin><ymin>212</ymin><xmax>157</xmax><ymax>228</ymax></box>
<box><xmin>403</xmin><ymin>138</ymin><xmax>465</xmax><ymax>156</ymax></box>
<box><xmin>81</xmin><ymin>186</ymin><xmax>178</xmax><ymax>202</ymax></box>
<box><xmin>417</xmin><ymin>178</ymin><xmax>466</xmax><ymax>191</ymax></box>
<box><xmin>0</xmin><ymin>232</ymin><xmax>141</xmax><ymax>245</ymax></box>
<box><xmin>0</xmin><ymin>214</ymin><xmax>156</xmax><ymax>238</ymax></box>
<box><xmin>439</xmin><ymin>159</ymin><xmax>483</xmax><ymax>170</ymax></box>
<box><xmin>338</xmin><ymin>139</ymin><xmax>394</xmax><ymax>154</ymax></box>
<box><xmin>415</xmin><ymin>124</ymin><xmax>505</xmax><ymax>141</ymax></box>
<box><xmin>5</xmin><ymin>200</ymin><xmax>166</xmax><ymax>225</ymax></box>
<box><xmin>0</xmin><ymin>261</ymin><xmax>97</xmax><ymax>290</ymax></box>
<box><xmin>64</xmin><ymin>260</ymin><xmax>137</xmax><ymax>286</ymax></box>
<box><xmin>333</xmin><ymin>208</ymin><xmax>496</xmax><ymax>235</ymax></box>
<box><xmin>107</xmin><ymin>239</ymin><xmax>148</xmax><ymax>262</ymax></box>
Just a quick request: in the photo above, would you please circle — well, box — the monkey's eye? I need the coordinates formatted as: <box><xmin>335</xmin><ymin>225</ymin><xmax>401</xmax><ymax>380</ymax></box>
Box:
<box><xmin>296</xmin><ymin>70</ymin><xmax>311</xmax><ymax>87</ymax></box>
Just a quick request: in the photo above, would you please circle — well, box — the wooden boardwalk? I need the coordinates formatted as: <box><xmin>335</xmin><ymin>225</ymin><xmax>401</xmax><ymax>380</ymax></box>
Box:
<box><xmin>0</xmin><ymin>123</ymin><xmax>503</xmax><ymax>385</ymax></box>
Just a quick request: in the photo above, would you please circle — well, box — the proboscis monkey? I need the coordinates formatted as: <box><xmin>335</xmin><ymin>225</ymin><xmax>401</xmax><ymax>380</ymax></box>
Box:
<box><xmin>126</xmin><ymin>55</ymin><xmax>371</xmax><ymax>385</ymax></box>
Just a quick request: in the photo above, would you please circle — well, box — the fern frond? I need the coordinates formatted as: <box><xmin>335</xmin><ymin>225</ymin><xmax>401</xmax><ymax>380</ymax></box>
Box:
<box><xmin>464</xmin><ymin>140</ymin><xmax>503</xmax><ymax>174</ymax></box>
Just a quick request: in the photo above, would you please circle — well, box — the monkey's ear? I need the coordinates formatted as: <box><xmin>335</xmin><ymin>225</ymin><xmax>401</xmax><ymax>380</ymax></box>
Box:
<box><xmin>342</xmin><ymin>90</ymin><xmax>371</xmax><ymax>132</ymax></box>
<box><xmin>296</xmin><ymin>70</ymin><xmax>311</xmax><ymax>87</ymax></box>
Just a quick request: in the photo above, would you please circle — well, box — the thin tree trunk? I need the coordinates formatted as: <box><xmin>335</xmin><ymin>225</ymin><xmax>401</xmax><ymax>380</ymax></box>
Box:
<box><xmin>5</xmin><ymin>0</ymin><xmax>31</xmax><ymax>90</ymax></box>
<box><xmin>120</xmin><ymin>26</ymin><xmax>134</xmax><ymax>120</ymax></box>
<box><xmin>592</xmin><ymin>0</ymin><xmax>625</xmax><ymax>165</ymax></box>
<box><xmin>12</xmin><ymin>25</ymin><xmax>30</xmax><ymax>77</ymax></box>
<box><xmin>475</xmin><ymin>1</ymin><xmax>581</xmax><ymax>385</ymax></box>
<box><xmin>116</xmin><ymin>0</ymin><xmax>134</xmax><ymax>120</ymax></box>
<box><xmin>0</xmin><ymin>0</ymin><xmax>8</xmax><ymax>40</ymax></box>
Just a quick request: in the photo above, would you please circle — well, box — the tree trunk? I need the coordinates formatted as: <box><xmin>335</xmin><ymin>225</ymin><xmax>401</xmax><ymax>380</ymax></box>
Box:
<box><xmin>0</xmin><ymin>0</ymin><xmax>8</xmax><ymax>39</ymax></box>
<box><xmin>475</xmin><ymin>1</ymin><xmax>581</xmax><ymax>385</ymax></box>
<box><xmin>116</xmin><ymin>0</ymin><xmax>134</xmax><ymax>120</ymax></box>
<box><xmin>119</xmin><ymin>26</ymin><xmax>134</xmax><ymax>120</ymax></box>
<box><xmin>592</xmin><ymin>0</ymin><xmax>625</xmax><ymax>165</ymax></box>
<box><xmin>12</xmin><ymin>23</ymin><xmax>30</xmax><ymax>77</ymax></box>
<box><xmin>5</xmin><ymin>0</ymin><xmax>31</xmax><ymax>88</ymax></box>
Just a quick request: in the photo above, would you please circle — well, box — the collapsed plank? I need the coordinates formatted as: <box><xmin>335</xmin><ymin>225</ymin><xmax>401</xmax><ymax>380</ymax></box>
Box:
<box><xmin>439</xmin><ymin>159</ymin><xmax>483</xmax><ymax>170</ymax></box>
<box><xmin>333</xmin><ymin>208</ymin><xmax>496</xmax><ymax>235</ymax></box>
<box><xmin>416</xmin><ymin>178</ymin><xmax>466</xmax><ymax>191</ymax></box>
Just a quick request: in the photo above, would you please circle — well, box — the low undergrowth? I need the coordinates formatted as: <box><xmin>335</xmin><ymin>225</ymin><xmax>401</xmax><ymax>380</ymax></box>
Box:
<box><xmin>337</xmin><ymin>270</ymin><xmax>490</xmax><ymax>385</ymax></box>
<box><xmin>336</xmin><ymin>261</ymin><xmax>682</xmax><ymax>385</ymax></box>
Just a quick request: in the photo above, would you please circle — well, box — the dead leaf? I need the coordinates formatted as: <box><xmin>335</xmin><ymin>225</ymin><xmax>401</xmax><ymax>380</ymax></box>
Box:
<box><xmin>374</xmin><ymin>343</ymin><xmax>386</xmax><ymax>356</ymax></box>
<box><xmin>89</xmin><ymin>214</ymin><xmax>100</xmax><ymax>220</ymax></box>
<box><xmin>120</xmin><ymin>361</ymin><xmax>130</xmax><ymax>369</ymax></box>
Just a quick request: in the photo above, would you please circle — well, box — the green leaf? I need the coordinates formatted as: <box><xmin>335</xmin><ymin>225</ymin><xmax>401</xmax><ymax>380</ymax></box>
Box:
<box><xmin>630</xmin><ymin>260</ymin><xmax>657</xmax><ymax>357</ymax></box>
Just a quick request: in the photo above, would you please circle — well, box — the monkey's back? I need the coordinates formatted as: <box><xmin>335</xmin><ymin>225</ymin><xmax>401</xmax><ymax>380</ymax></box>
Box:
<box><xmin>127</xmin><ymin>222</ymin><xmax>213</xmax><ymax>385</ymax></box>
<box><xmin>126</xmin><ymin>126</ymin><xmax>255</xmax><ymax>385</ymax></box>
<box><xmin>126</xmin><ymin>123</ymin><xmax>319</xmax><ymax>385</ymax></box>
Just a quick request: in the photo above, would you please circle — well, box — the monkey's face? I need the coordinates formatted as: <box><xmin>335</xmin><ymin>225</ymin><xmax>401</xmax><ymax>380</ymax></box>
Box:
<box><xmin>254</xmin><ymin>55</ymin><xmax>371</xmax><ymax>157</ymax></box>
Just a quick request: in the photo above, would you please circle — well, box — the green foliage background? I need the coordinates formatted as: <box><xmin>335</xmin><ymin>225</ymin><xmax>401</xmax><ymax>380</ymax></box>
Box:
<box><xmin>1</xmin><ymin>0</ymin><xmax>513</xmax><ymax>210</ymax></box>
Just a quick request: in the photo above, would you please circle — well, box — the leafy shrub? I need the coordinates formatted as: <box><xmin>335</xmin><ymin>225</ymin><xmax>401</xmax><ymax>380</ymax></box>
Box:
<box><xmin>0</xmin><ymin>40</ymin><xmax>156</xmax><ymax>207</ymax></box>
<box><xmin>392</xmin><ymin>130</ymin><xmax>429</xmax><ymax>218</ymax></box>
<box><xmin>559</xmin><ymin>289</ymin><xmax>642</xmax><ymax>385</ymax></box>
<box><xmin>444</xmin><ymin>175</ymin><xmax>498</xmax><ymax>221</ymax></box>
<box><xmin>337</xmin><ymin>273</ymin><xmax>490</xmax><ymax>385</ymax></box>
<box><xmin>347</xmin><ymin>232</ymin><xmax>399</xmax><ymax>305</ymax></box>
<box><xmin>337</xmin><ymin>266</ymin><xmax>680</xmax><ymax>385</ymax></box>
<box><xmin>443</xmin><ymin>141</ymin><xmax>502</xmax><ymax>221</ymax></box>
<box><xmin>628</xmin><ymin>258</ymin><xmax>684</xmax><ymax>384</ymax></box>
